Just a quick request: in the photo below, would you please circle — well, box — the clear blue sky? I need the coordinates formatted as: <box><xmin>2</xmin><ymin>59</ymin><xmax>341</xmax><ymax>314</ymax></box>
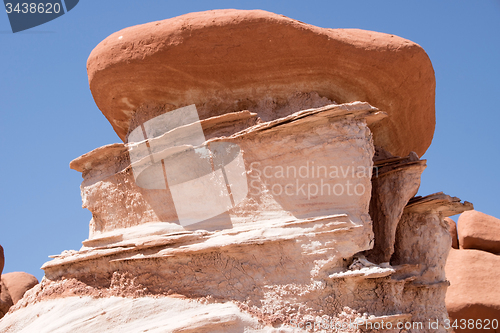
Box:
<box><xmin>1</xmin><ymin>1</ymin><xmax>499</xmax><ymax>281</ymax></box>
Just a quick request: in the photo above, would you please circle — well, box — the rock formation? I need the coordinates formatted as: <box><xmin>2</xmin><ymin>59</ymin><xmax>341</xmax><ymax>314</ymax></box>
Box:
<box><xmin>0</xmin><ymin>9</ymin><xmax>473</xmax><ymax>333</ymax></box>
<box><xmin>87</xmin><ymin>9</ymin><xmax>435</xmax><ymax>158</ymax></box>
<box><xmin>446</xmin><ymin>211</ymin><xmax>500</xmax><ymax>332</ymax></box>
<box><xmin>0</xmin><ymin>245</ymin><xmax>39</xmax><ymax>319</ymax></box>
<box><xmin>0</xmin><ymin>245</ymin><xmax>4</xmax><ymax>277</ymax></box>
<box><xmin>445</xmin><ymin>217</ymin><xmax>459</xmax><ymax>249</ymax></box>
<box><xmin>458</xmin><ymin>210</ymin><xmax>500</xmax><ymax>254</ymax></box>
<box><xmin>1</xmin><ymin>273</ymin><xmax>39</xmax><ymax>305</ymax></box>
<box><xmin>0</xmin><ymin>245</ymin><xmax>10</xmax><ymax>319</ymax></box>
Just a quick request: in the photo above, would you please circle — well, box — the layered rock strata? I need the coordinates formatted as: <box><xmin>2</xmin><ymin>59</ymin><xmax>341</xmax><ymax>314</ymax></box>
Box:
<box><xmin>1</xmin><ymin>100</ymin><xmax>472</xmax><ymax>332</ymax></box>
<box><xmin>0</xmin><ymin>9</ymin><xmax>472</xmax><ymax>333</ymax></box>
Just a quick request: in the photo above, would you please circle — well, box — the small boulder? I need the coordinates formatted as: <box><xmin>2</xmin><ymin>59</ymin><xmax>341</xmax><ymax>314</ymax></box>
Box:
<box><xmin>445</xmin><ymin>217</ymin><xmax>459</xmax><ymax>249</ymax></box>
<box><xmin>0</xmin><ymin>245</ymin><xmax>39</xmax><ymax>319</ymax></box>
<box><xmin>0</xmin><ymin>245</ymin><xmax>11</xmax><ymax>318</ymax></box>
<box><xmin>446</xmin><ymin>248</ymin><xmax>500</xmax><ymax>332</ymax></box>
<box><xmin>0</xmin><ymin>245</ymin><xmax>4</xmax><ymax>276</ymax></box>
<box><xmin>458</xmin><ymin>210</ymin><xmax>500</xmax><ymax>254</ymax></box>
<box><xmin>1</xmin><ymin>272</ymin><xmax>39</xmax><ymax>304</ymax></box>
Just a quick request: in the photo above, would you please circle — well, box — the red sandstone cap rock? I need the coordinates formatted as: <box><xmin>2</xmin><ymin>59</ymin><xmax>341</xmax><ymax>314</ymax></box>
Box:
<box><xmin>87</xmin><ymin>9</ymin><xmax>435</xmax><ymax>158</ymax></box>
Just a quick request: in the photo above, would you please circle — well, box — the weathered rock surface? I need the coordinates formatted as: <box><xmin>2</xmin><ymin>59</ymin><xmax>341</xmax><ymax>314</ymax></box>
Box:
<box><xmin>70</xmin><ymin>102</ymin><xmax>383</xmax><ymax>239</ymax></box>
<box><xmin>446</xmin><ymin>248</ymin><xmax>500</xmax><ymax>332</ymax></box>
<box><xmin>1</xmin><ymin>295</ymin><xmax>281</xmax><ymax>333</ymax></box>
<box><xmin>0</xmin><ymin>245</ymin><xmax>4</xmax><ymax>275</ymax></box>
<box><xmin>445</xmin><ymin>217</ymin><xmax>459</xmax><ymax>249</ymax></box>
<box><xmin>87</xmin><ymin>9</ymin><xmax>435</xmax><ymax>158</ymax></box>
<box><xmin>390</xmin><ymin>193</ymin><xmax>472</xmax><ymax>326</ymax></box>
<box><xmin>45</xmin><ymin>102</ymin><xmax>383</xmax><ymax>296</ymax></box>
<box><xmin>366</xmin><ymin>152</ymin><xmax>427</xmax><ymax>263</ymax></box>
<box><xmin>2</xmin><ymin>100</ymin><xmax>471</xmax><ymax>332</ymax></box>
<box><xmin>0</xmin><ymin>10</ymin><xmax>472</xmax><ymax>333</ymax></box>
<box><xmin>458</xmin><ymin>210</ymin><xmax>500</xmax><ymax>254</ymax></box>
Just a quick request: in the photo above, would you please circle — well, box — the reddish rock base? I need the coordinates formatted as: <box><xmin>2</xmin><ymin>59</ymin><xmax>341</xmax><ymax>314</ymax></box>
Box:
<box><xmin>446</xmin><ymin>211</ymin><xmax>500</xmax><ymax>333</ymax></box>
